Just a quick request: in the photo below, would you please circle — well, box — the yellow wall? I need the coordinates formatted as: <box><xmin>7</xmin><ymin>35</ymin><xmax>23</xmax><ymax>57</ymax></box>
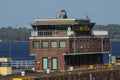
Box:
<box><xmin>0</xmin><ymin>67</ymin><xmax>12</xmax><ymax>75</ymax></box>
<box><xmin>0</xmin><ymin>58</ymin><xmax>11</xmax><ymax>62</ymax></box>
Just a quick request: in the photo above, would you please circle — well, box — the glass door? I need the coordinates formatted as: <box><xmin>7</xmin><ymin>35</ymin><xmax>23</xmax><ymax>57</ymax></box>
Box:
<box><xmin>52</xmin><ymin>57</ymin><xmax>58</xmax><ymax>70</ymax></box>
<box><xmin>42</xmin><ymin>58</ymin><xmax>48</xmax><ymax>69</ymax></box>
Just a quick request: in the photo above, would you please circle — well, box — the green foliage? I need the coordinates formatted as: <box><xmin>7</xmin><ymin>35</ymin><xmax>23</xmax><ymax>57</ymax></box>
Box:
<box><xmin>93</xmin><ymin>24</ymin><xmax>120</xmax><ymax>40</ymax></box>
<box><xmin>0</xmin><ymin>24</ymin><xmax>120</xmax><ymax>41</ymax></box>
<box><xmin>0</xmin><ymin>27</ymin><xmax>31</xmax><ymax>41</ymax></box>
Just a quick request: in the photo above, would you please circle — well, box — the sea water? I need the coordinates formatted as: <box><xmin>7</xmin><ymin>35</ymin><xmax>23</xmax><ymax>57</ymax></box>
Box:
<box><xmin>0</xmin><ymin>41</ymin><xmax>119</xmax><ymax>61</ymax></box>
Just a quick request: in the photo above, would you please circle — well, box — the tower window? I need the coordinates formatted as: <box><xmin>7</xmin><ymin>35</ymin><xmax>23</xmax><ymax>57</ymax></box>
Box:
<box><xmin>60</xmin><ymin>41</ymin><xmax>66</xmax><ymax>48</ymax></box>
<box><xmin>33</xmin><ymin>41</ymin><xmax>40</xmax><ymax>49</ymax></box>
<box><xmin>42</xmin><ymin>41</ymin><xmax>48</xmax><ymax>48</ymax></box>
<box><xmin>51</xmin><ymin>41</ymin><xmax>57</xmax><ymax>48</ymax></box>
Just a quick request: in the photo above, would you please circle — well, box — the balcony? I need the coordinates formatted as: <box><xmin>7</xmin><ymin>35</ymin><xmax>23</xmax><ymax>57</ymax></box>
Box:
<box><xmin>31</xmin><ymin>30</ymin><xmax>73</xmax><ymax>37</ymax></box>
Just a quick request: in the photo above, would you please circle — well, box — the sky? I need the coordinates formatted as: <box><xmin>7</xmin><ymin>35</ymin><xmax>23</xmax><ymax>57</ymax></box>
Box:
<box><xmin>0</xmin><ymin>0</ymin><xmax>120</xmax><ymax>28</ymax></box>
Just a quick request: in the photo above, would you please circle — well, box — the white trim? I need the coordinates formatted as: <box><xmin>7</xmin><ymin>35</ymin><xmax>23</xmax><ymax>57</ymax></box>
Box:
<box><xmin>30</xmin><ymin>54</ymin><xmax>37</xmax><ymax>56</ymax></box>
<box><xmin>29</xmin><ymin>36</ymin><xmax>109</xmax><ymax>40</ymax></box>
<box><xmin>63</xmin><ymin>51</ymin><xmax>109</xmax><ymax>55</ymax></box>
<box><xmin>35</xmin><ymin>18</ymin><xmax>76</xmax><ymax>22</ymax></box>
<box><xmin>29</xmin><ymin>37</ymin><xmax>69</xmax><ymax>39</ymax></box>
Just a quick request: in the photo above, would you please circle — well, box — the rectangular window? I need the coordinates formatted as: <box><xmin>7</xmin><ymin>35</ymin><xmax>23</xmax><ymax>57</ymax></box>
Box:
<box><xmin>83</xmin><ymin>40</ymin><xmax>86</xmax><ymax>48</ymax></box>
<box><xmin>60</xmin><ymin>41</ymin><xmax>66</xmax><ymax>48</ymax></box>
<box><xmin>42</xmin><ymin>41</ymin><xmax>48</xmax><ymax>48</ymax></box>
<box><xmin>90</xmin><ymin>39</ymin><xmax>95</xmax><ymax>48</ymax></box>
<box><xmin>70</xmin><ymin>40</ymin><xmax>73</xmax><ymax>48</ymax></box>
<box><xmin>0</xmin><ymin>62</ymin><xmax>11</xmax><ymax>67</ymax></box>
<box><xmin>33</xmin><ymin>41</ymin><xmax>40</xmax><ymax>49</ymax></box>
<box><xmin>51</xmin><ymin>41</ymin><xmax>57</xmax><ymax>48</ymax></box>
<box><xmin>79</xmin><ymin>40</ymin><xmax>83</xmax><ymax>49</ymax></box>
<box><xmin>103</xmin><ymin>41</ymin><xmax>106</xmax><ymax>47</ymax></box>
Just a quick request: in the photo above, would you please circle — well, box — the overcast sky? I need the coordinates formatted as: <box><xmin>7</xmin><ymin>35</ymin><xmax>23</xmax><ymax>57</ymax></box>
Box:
<box><xmin>0</xmin><ymin>0</ymin><xmax>120</xmax><ymax>28</ymax></box>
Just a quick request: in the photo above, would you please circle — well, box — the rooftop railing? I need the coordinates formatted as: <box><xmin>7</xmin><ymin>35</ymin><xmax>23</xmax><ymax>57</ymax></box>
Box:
<box><xmin>31</xmin><ymin>30</ymin><xmax>73</xmax><ymax>37</ymax></box>
<box><xmin>31</xmin><ymin>30</ymin><xmax>109</xmax><ymax>38</ymax></box>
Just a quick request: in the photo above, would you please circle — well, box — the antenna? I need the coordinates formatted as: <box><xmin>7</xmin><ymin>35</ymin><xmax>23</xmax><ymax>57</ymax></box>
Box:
<box><xmin>15</xmin><ymin>20</ymin><xmax>18</xmax><ymax>29</ymax></box>
<box><xmin>85</xmin><ymin>9</ymin><xmax>89</xmax><ymax>19</ymax></box>
<box><xmin>8</xmin><ymin>41</ymin><xmax>11</xmax><ymax>58</ymax></box>
<box><xmin>89</xmin><ymin>8</ymin><xmax>92</xmax><ymax>20</ymax></box>
<box><xmin>85</xmin><ymin>8</ymin><xmax>92</xmax><ymax>20</ymax></box>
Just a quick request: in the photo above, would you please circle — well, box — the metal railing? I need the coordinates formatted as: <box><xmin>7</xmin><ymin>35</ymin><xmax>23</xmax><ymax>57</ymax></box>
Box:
<box><xmin>31</xmin><ymin>30</ymin><xmax>69</xmax><ymax>37</ymax></box>
<box><xmin>11</xmin><ymin>60</ymin><xmax>35</xmax><ymax>68</ymax></box>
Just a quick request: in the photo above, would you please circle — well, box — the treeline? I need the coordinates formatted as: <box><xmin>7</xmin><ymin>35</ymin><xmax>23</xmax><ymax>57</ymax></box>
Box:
<box><xmin>93</xmin><ymin>24</ymin><xmax>120</xmax><ymax>40</ymax></box>
<box><xmin>0</xmin><ymin>24</ymin><xmax>120</xmax><ymax>41</ymax></box>
<box><xmin>0</xmin><ymin>26</ymin><xmax>31</xmax><ymax>41</ymax></box>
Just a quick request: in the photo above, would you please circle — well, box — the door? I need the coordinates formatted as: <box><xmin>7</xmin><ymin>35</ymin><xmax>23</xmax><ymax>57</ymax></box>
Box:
<box><xmin>42</xmin><ymin>58</ymin><xmax>48</xmax><ymax>69</ymax></box>
<box><xmin>52</xmin><ymin>57</ymin><xmax>58</xmax><ymax>70</ymax></box>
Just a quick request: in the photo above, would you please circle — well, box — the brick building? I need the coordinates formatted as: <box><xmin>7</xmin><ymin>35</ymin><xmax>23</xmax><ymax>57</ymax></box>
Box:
<box><xmin>29</xmin><ymin>10</ymin><xmax>110</xmax><ymax>70</ymax></box>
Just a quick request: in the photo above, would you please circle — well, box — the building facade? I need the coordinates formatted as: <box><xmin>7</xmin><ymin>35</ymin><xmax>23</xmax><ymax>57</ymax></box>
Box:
<box><xmin>29</xmin><ymin>11</ymin><xmax>110</xmax><ymax>70</ymax></box>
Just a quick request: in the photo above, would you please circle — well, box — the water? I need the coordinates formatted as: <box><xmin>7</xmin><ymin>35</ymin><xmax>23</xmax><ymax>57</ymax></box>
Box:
<box><xmin>110</xmin><ymin>41</ymin><xmax>120</xmax><ymax>56</ymax></box>
<box><xmin>0</xmin><ymin>41</ymin><xmax>35</xmax><ymax>60</ymax></box>
<box><xmin>0</xmin><ymin>41</ymin><xmax>119</xmax><ymax>61</ymax></box>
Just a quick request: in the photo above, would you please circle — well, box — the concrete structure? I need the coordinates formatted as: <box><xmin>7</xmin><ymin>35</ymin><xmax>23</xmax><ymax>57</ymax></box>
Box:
<box><xmin>92</xmin><ymin>30</ymin><xmax>108</xmax><ymax>36</ymax></box>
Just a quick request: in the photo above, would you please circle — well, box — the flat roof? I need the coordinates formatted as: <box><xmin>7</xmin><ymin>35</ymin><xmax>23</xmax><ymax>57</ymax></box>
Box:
<box><xmin>35</xmin><ymin>18</ymin><xmax>90</xmax><ymax>22</ymax></box>
<box><xmin>63</xmin><ymin>52</ymin><xmax>109</xmax><ymax>55</ymax></box>
<box><xmin>31</xmin><ymin>18</ymin><xmax>93</xmax><ymax>26</ymax></box>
